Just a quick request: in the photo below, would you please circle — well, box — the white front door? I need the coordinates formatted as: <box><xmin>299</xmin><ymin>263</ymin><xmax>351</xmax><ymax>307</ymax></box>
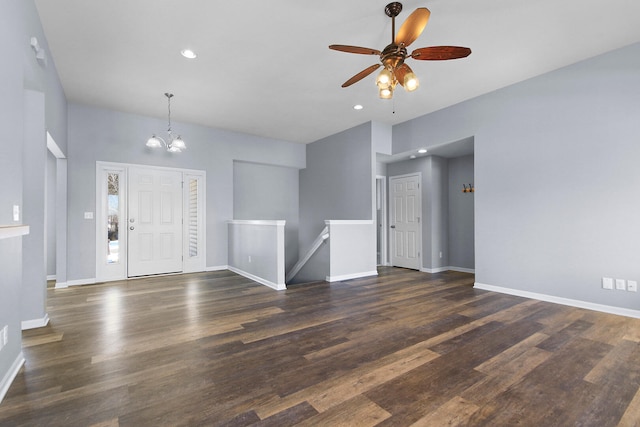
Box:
<box><xmin>128</xmin><ymin>167</ymin><xmax>183</xmax><ymax>277</ymax></box>
<box><xmin>390</xmin><ymin>174</ymin><xmax>421</xmax><ymax>270</ymax></box>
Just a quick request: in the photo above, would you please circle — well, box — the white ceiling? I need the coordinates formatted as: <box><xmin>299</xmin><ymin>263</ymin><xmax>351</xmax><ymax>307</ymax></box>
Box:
<box><xmin>34</xmin><ymin>0</ymin><xmax>640</xmax><ymax>144</ymax></box>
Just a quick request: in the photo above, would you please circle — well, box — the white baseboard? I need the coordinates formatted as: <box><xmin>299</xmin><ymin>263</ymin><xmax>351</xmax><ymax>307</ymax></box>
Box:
<box><xmin>46</xmin><ymin>274</ymin><xmax>56</xmax><ymax>281</ymax></box>
<box><xmin>228</xmin><ymin>266</ymin><xmax>286</xmax><ymax>291</ymax></box>
<box><xmin>421</xmin><ymin>267</ymin><xmax>449</xmax><ymax>274</ymax></box>
<box><xmin>206</xmin><ymin>265</ymin><xmax>229</xmax><ymax>272</ymax></box>
<box><xmin>0</xmin><ymin>352</ymin><xmax>25</xmax><ymax>404</ymax></box>
<box><xmin>448</xmin><ymin>266</ymin><xmax>475</xmax><ymax>274</ymax></box>
<box><xmin>22</xmin><ymin>313</ymin><xmax>50</xmax><ymax>330</ymax></box>
<box><xmin>58</xmin><ymin>278</ymin><xmax>96</xmax><ymax>288</ymax></box>
<box><xmin>474</xmin><ymin>282</ymin><xmax>640</xmax><ymax>319</ymax></box>
<box><xmin>421</xmin><ymin>266</ymin><xmax>475</xmax><ymax>274</ymax></box>
<box><xmin>326</xmin><ymin>270</ymin><xmax>378</xmax><ymax>282</ymax></box>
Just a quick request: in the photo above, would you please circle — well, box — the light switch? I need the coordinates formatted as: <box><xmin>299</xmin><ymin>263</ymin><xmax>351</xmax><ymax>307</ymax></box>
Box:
<box><xmin>13</xmin><ymin>205</ymin><xmax>19</xmax><ymax>222</ymax></box>
<box><xmin>602</xmin><ymin>277</ymin><xmax>614</xmax><ymax>290</ymax></box>
<box><xmin>628</xmin><ymin>280</ymin><xmax>638</xmax><ymax>292</ymax></box>
<box><xmin>84</xmin><ymin>212</ymin><xmax>94</xmax><ymax>219</ymax></box>
<box><xmin>615</xmin><ymin>279</ymin><xmax>626</xmax><ymax>291</ymax></box>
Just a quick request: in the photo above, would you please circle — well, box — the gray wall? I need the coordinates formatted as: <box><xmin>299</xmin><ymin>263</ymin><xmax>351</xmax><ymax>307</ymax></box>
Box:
<box><xmin>429</xmin><ymin>156</ymin><xmax>449</xmax><ymax>270</ymax></box>
<box><xmin>296</xmin><ymin>122</ymin><xmax>374</xmax><ymax>282</ymax></box>
<box><xmin>46</xmin><ymin>150</ymin><xmax>57</xmax><ymax>277</ymax></box>
<box><xmin>0</xmin><ymin>0</ymin><xmax>67</xmax><ymax>396</ymax></box>
<box><xmin>233</xmin><ymin>161</ymin><xmax>299</xmax><ymax>272</ymax></box>
<box><xmin>393</xmin><ymin>42</ymin><xmax>640</xmax><ymax>310</ymax></box>
<box><xmin>448</xmin><ymin>155</ymin><xmax>475</xmax><ymax>270</ymax></box>
<box><xmin>1</xmin><ymin>6</ymin><xmax>26</xmax><ymax>396</ymax></box>
<box><xmin>22</xmin><ymin>89</ymin><xmax>47</xmax><ymax>324</ymax></box>
<box><xmin>66</xmin><ymin>103</ymin><xmax>305</xmax><ymax>281</ymax></box>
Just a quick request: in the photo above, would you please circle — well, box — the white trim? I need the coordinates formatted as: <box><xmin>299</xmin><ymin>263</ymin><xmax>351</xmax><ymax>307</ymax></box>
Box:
<box><xmin>421</xmin><ymin>267</ymin><xmax>449</xmax><ymax>274</ymax></box>
<box><xmin>420</xmin><ymin>266</ymin><xmax>476</xmax><ymax>274</ymax></box>
<box><xmin>54</xmin><ymin>282</ymin><xmax>68</xmax><ymax>289</ymax></box>
<box><xmin>376</xmin><ymin>175</ymin><xmax>388</xmax><ymax>267</ymax></box>
<box><xmin>324</xmin><ymin>220</ymin><xmax>374</xmax><ymax>226</ymax></box>
<box><xmin>22</xmin><ymin>313</ymin><xmax>50</xmax><ymax>330</ymax></box>
<box><xmin>46</xmin><ymin>132</ymin><xmax>65</xmax><ymax>158</ymax></box>
<box><xmin>0</xmin><ymin>352</ymin><xmax>25</xmax><ymax>404</ymax></box>
<box><xmin>227</xmin><ymin>219</ymin><xmax>286</xmax><ymax>226</ymax></box>
<box><xmin>326</xmin><ymin>270</ymin><xmax>378</xmax><ymax>282</ymax></box>
<box><xmin>474</xmin><ymin>282</ymin><xmax>640</xmax><ymax>319</ymax></box>
<box><xmin>65</xmin><ymin>278</ymin><xmax>96</xmax><ymax>287</ymax></box>
<box><xmin>449</xmin><ymin>266</ymin><xmax>475</xmax><ymax>274</ymax></box>
<box><xmin>0</xmin><ymin>225</ymin><xmax>30</xmax><ymax>239</ymax></box>
<box><xmin>46</xmin><ymin>274</ymin><xmax>56</xmax><ymax>281</ymax></box>
<box><xmin>228</xmin><ymin>266</ymin><xmax>286</xmax><ymax>291</ymax></box>
<box><xmin>206</xmin><ymin>265</ymin><xmax>229</xmax><ymax>272</ymax></box>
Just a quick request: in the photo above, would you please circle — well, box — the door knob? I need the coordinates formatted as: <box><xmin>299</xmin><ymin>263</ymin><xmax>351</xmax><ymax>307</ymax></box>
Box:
<box><xmin>129</xmin><ymin>226</ymin><xmax>135</xmax><ymax>230</ymax></box>
<box><xmin>390</xmin><ymin>225</ymin><xmax>396</xmax><ymax>228</ymax></box>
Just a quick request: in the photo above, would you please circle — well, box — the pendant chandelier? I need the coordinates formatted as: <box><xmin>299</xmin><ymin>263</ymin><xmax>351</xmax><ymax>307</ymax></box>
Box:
<box><xmin>146</xmin><ymin>93</ymin><xmax>187</xmax><ymax>153</ymax></box>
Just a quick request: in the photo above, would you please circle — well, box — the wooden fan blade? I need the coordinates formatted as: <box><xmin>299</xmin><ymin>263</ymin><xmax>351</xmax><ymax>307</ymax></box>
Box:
<box><xmin>411</xmin><ymin>46</ymin><xmax>472</xmax><ymax>60</ymax></box>
<box><xmin>395</xmin><ymin>8</ymin><xmax>430</xmax><ymax>47</ymax></box>
<box><xmin>394</xmin><ymin>64</ymin><xmax>411</xmax><ymax>87</ymax></box>
<box><xmin>341</xmin><ymin>64</ymin><xmax>381</xmax><ymax>88</ymax></box>
<box><xmin>329</xmin><ymin>45</ymin><xmax>381</xmax><ymax>55</ymax></box>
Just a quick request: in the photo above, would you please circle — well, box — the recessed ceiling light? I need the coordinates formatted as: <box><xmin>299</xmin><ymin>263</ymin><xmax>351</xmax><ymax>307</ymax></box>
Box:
<box><xmin>409</xmin><ymin>155</ymin><xmax>417</xmax><ymax>159</ymax></box>
<box><xmin>418</xmin><ymin>148</ymin><xmax>427</xmax><ymax>154</ymax></box>
<box><xmin>353</xmin><ymin>104</ymin><xmax>363</xmax><ymax>110</ymax></box>
<box><xmin>181</xmin><ymin>49</ymin><xmax>197</xmax><ymax>59</ymax></box>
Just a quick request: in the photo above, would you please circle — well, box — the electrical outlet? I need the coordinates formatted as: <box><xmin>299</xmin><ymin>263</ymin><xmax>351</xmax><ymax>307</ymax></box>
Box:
<box><xmin>13</xmin><ymin>205</ymin><xmax>19</xmax><ymax>222</ymax></box>
<box><xmin>628</xmin><ymin>280</ymin><xmax>638</xmax><ymax>292</ymax></box>
<box><xmin>615</xmin><ymin>279</ymin><xmax>626</xmax><ymax>291</ymax></box>
<box><xmin>2</xmin><ymin>325</ymin><xmax>7</xmax><ymax>346</ymax></box>
<box><xmin>248</xmin><ymin>255</ymin><xmax>252</xmax><ymax>263</ymax></box>
<box><xmin>602</xmin><ymin>277</ymin><xmax>614</xmax><ymax>290</ymax></box>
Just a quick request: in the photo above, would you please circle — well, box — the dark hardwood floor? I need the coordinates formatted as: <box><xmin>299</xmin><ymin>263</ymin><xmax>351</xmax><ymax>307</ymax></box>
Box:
<box><xmin>2</xmin><ymin>267</ymin><xmax>639</xmax><ymax>426</ymax></box>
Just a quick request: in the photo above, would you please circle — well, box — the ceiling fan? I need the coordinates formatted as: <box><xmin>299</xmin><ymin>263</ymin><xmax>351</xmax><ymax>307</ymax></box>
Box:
<box><xmin>329</xmin><ymin>2</ymin><xmax>471</xmax><ymax>99</ymax></box>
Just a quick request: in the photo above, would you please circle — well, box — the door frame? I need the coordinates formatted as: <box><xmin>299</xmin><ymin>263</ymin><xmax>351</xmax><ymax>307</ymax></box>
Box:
<box><xmin>376</xmin><ymin>175</ymin><xmax>388</xmax><ymax>266</ymax></box>
<box><xmin>95</xmin><ymin>161</ymin><xmax>206</xmax><ymax>282</ymax></box>
<box><xmin>389</xmin><ymin>172</ymin><xmax>422</xmax><ymax>270</ymax></box>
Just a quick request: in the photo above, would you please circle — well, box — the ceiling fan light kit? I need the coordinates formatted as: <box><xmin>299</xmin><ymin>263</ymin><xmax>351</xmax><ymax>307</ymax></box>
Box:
<box><xmin>146</xmin><ymin>93</ymin><xmax>187</xmax><ymax>153</ymax></box>
<box><xmin>329</xmin><ymin>2</ymin><xmax>471</xmax><ymax>100</ymax></box>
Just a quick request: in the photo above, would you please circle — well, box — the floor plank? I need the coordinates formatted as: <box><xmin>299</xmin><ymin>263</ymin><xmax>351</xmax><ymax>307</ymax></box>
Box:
<box><xmin>2</xmin><ymin>268</ymin><xmax>639</xmax><ymax>426</ymax></box>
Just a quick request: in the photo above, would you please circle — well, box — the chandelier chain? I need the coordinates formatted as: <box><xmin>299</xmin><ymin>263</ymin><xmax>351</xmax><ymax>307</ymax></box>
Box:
<box><xmin>165</xmin><ymin>92</ymin><xmax>173</xmax><ymax>133</ymax></box>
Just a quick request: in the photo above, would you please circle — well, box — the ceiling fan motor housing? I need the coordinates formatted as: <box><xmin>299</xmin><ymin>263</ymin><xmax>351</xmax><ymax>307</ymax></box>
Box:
<box><xmin>381</xmin><ymin>43</ymin><xmax>407</xmax><ymax>69</ymax></box>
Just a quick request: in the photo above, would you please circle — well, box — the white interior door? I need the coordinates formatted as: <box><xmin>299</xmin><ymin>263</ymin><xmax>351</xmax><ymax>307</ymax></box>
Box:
<box><xmin>390</xmin><ymin>174</ymin><xmax>422</xmax><ymax>270</ymax></box>
<box><xmin>128</xmin><ymin>167</ymin><xmax>183</xmax><ymax>277</ymax></box>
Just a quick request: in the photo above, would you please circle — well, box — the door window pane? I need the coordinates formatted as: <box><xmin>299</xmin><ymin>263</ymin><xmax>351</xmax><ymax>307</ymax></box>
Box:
<box><xmin>107</xmin><ymin>172</ymin><xmax>120</xmax><ymax>263</ymax></box>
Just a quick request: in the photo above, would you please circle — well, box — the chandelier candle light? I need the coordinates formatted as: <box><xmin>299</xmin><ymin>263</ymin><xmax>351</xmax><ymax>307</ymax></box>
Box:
<box><xmin>146</xmin><ymin>93</ymin><xmax>187</xmax><ymax>153</ymax></box>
